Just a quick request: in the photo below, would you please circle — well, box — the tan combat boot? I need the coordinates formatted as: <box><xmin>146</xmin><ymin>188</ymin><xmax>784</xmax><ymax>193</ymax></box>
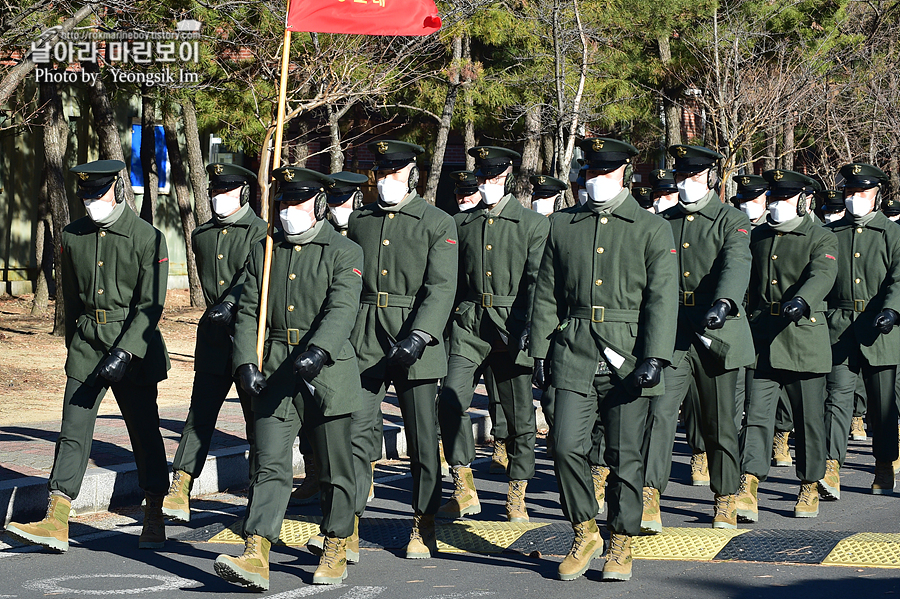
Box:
<box><xmin>405</xmin><ymin>513</ymin><xmax>437</xmax><ymax>559</ymax></box>
<box><xmin>290</xmin><ymin>455</ymin><xmax>320</xmax><ymax>506</ymax></box>
<box><xmin>215</xmin><ymin>534</ymin><xmax>271</xmax><ymax>591</ymax></box>
<box><xmin>558</xmin><ymin>519</ymin><xmax>603</xmax><ymax>580</ymax></box>
<box><xmin>772</xmin><ymin>431</ymin><xmax>792</xmax><ymax>467</ymax></box>
<box><xmin>490</xmin><ymin>438</ymin><xmax>509</xmax><ymax>475</ymax></box>
<box><xmin>735</xmin><ymin>473</ymin><xmax>759</xmax><ymax>523</ymax></box>
<box><xmin>506</xmin><ymin>480</ymin><xmax>529</xmax><ymax>522</ymax></box>
<box><xmin>592</xmin><ymin>465</ymin><xmax>609</xmax><ymax>515</ymax></box>
<box><xmin>602</xmin><ymin>533</ymin><xmax>633</xmax><ymax>581</ymax></box>
<box><xmin>640</xmin><ymin>487</ymin><xmax>662</xmax><ymax>534</ymax></box>
<box><xmin>794</xmin><ymin>482</ymin><xmax>819</xmax><ymax>518</ymax></box>
<box><xmin>162</xmin><ymin>470</ymin><xmax>192</xmax><ymax>522</ymax></box>
<box><xmin>712</xmin><ymin>494</ymin><xmax>737</xmax><ymax>529</ymax></box>
<box><xmin>312</xmin><ymin>536</ymin><xmax>349</xmax><ymax>585</ymax></box>
<box><xmin>346</xmin><ymin>516</ymin><xmax>360</xmax><ymax>564</ymax></box>
<box><xmin>368</xmin><ymin>462</ymin><xmax>376</xmax><ymax>503</ymax></box>
<box><xmin>819</xmin><ymin>459</ymin><xmax>840</xmax><ymax>500</ymax></box>
<box><xmin>691</xmin><ymin>451</ymin><xmax>710</xmax><ymax>486</ymax></box>
<box><xmin>436</xmin><ymin>466</ymin><xmax>481</xmax><ymax>520</ymax></box>
<box><xmin>850</xmin><ymin>416</ymin><xmax>867</xmax><ymax>441</ymax></box>
<box><xmin>872</xmin><ymin>461</ymin><xmax>896</xmax><ymax>495</ymax></box>
<box><xmin>5</xmin><ymin>492</ymin><xmax>71</xmax><ymax>552</ymax></box>
<box><xmin>139</xmin><ymin>493</ymin><xmax>166</xmax><ymax>549</ymax></box>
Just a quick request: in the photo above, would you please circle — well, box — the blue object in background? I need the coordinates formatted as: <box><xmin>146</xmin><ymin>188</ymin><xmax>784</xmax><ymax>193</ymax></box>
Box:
<box><xmin>130</xmin><ymin>122</ymin><xmax>169</xmax><ymax>193</ymax></box>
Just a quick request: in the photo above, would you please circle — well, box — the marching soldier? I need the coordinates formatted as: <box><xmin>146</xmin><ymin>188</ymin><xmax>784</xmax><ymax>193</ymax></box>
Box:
<box><xmin>820</xmin><ymin>189</ymin><xmax>846</xmax><ymax>224</ymax></box>
<box><xmin>162</xmin><ymin>164</ymin><xmax>266</xmax><ymax>523</ymax></box>
<box><xmin>733</xmin><ymin>174</ymin><xmax>769</xmax><ymax>226</ymax></box>
<box><xmin>530</xmin><ymin>174</ymin><xmax>567</xmax><ymax>216</ymax></box>
<box><xmin>641</xmin><ymin>145</ymin><xmax>754</xmax><ymax>533</ymax></box>
<box><xmin>214</xmin><ymin>167</ymin><xmax>362</xmax><ymax>590</ymax></box>
<box><xmin>347</xmin><ymin>140</ymin><xmax>457</xmax><ymax>559</ymax></box>
<box><xmin>884</xmin><ymin>195</ymin><xmax>900</xmax><ymax>222</ymax></box>
<box><xmin>6</xmin><ymin>160</ymin><xmax>170</xmax><ymax>551</ymax></box>
<box><xmin>437</xmin><ymin>148</ymin><xmax>548</xmax><ymax>522</ymax></box>
<box><xmin>326</xmin><ymin>171</ymin><xmax>368</xmax><ymax>235</ymax></box>
<box><xmin>737</xmin><ymin>169</ymin><xmax>838</xmax><ymax>522</ymax></box>
<box><xmin>633</xmin><ymin>186</ymin><xmax>655</xmax><ymax>212</ymax></box>
<box><xmin>650</xmin><ymin>168</ymin><xmax>679</xmax><ymax>213</ymax></box>
<box><xmin>453</xmin><ymin>170</ymin><xmax>483</xmax><ymax>214</ymax></box>
<box><xmin>531</xmin><ymin>137</ymin><xmax>678</xmax><ymax>582</ymax></box>
<box><xmin>822</xmin><ymin>163</ymin><xmax>900</xmax><ymax>498</ymax></box>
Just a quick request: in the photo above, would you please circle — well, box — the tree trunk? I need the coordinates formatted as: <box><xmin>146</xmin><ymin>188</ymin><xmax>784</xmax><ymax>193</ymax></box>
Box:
<box><xmin>782</xmin><ymin>112</ymin><xmax>795</xmax><ymax>171</ymax></box>
<box><xmin>163</xmin><ymin>107</ymin><xmax>203</xmax><ymax>308</ymax></box>
<box><xmin>764</xmin><ymin>126</ymin><xmax>777</xmax><ymax>172</ymax></box>
<box><xmin>889</xmin><ymin>149</ymin><xmax>899</xmax><ymax>195</ymax></box>
<box><xmin>326</xmin><ymin>102</ymin><xmax>354</xmax><ymax>173</ymax></box>
<box><xmin>517</xmin><ymin>104</ymin><xmax>542</xmax><ymax>206</ymax></box>
<box><xmin>139</xmin><ymin>87</ymin><xmax>159</xmax><ymax>224</ymax></box>
<box><xmin>424</xmin><ymin>35</ymin><xmax>463</xmax><ymax>204</ymax></box>
<box><xmin>658</xmin><ymin>35</ymin><xmax>682</xmax><ymax>169</ymax></box>
<box><xmin>31</xmin><ymin>179</ymin><xmax>52</xmax><ymax>315</ymax></box>
<box><xmin>541</xmin><ymin>134</ymin><xmax>555</xmax><ymax>179</ymax></box>
<box><xmin>83</xmin><ymin>60</ymin><xmax>135</xmax><ymax>211</ymax></box>
<box><xmin>289</xmin><ymin>117</ymin><xmax>310</xmax><ymax>167</ymax></box>
<box><xmin>181</xmin><ymin>99</ymin><xmax>211</xmax><ymax>224</ymax></box>
<box><xmin>41</xmin><ymin>77</ymin><xmax>70</xmax><ymax>337</ymax></box>
<box><xmin>462</xmin><ymin>36</ymin><xmax>476</xmax><ymax>171</ymax></box>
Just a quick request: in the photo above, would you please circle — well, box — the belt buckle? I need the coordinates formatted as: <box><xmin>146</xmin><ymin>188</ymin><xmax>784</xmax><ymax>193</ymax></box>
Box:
<box><xmin>286</xmin><ymin>329</ymin><xmax>300</xmax><ymax>346</ymax></box>
<box><xmin>482</xmin><ymin>293</ymin><xmax>493</xmax><ymax>308</ymax></box>
<box><xmin>377</xmin><ymin>292</ymin><xmax>389</xmax><ymax>308</ymax></box>
<box><xmin>95</xmin><ymin>309</ymin><xmax>107</xmax><ymax>324</ymax></box>
<box><xmin>683</xmin><ymin>291</ymin><xmax>695</xmax><ymax>307</ymax></box>
<box><xmin>770</xmin><ymin>302</ymin><xmax>781</xmax><ymax>316</ymax></box>
<box><xmin>591</xmin><ymin>306</ymin><xmax>605</xmax><ymax>323</ymax></box>
<box><xmin>854</xmin><ymin>299</ymin><xmax>866</xmax><ymax>312</ymax></box>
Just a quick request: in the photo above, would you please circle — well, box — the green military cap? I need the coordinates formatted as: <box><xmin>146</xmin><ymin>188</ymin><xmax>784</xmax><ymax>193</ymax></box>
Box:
<box><xmin>734</xmin><ymin>174</ymin><xmax>768</xmax><ymax>201</ymax></box>
<box><xmin>883</xmin><ymin>195</ymin><xmax>900</xmax><ymax>217</ymax></box>
<box><xmin>839</xmin><ymin>163</ymin><xmax>889</xmax><ymax>190</ymax></box>
<box><xmin>368</xmin><ymin>139</ymin><xmax>424</xmax><ymax>171</ymax></box>
<box><xmin>762</xmin><ymin>169</ymin><xmax>816</xmax><ymax>199</ymax></box>
<box><xmin>451</xmin><ymin>170</ymin><xmax>479</xmax><ymax>195</ymax></box>
<box><xmin>632</xmin><ymin>186</ymin><xmax>654</xmax><ymax>209</ymax></box>
<box><xmin>529</xmin><ymin>175</ymin><xmax>568</xmax><ymax>198</ymax></box>
<box><xmin>649</xmin><ymin>168</ymin><xmax>677</xmax><ymax>193</ymax></box>
<box><xmin>578</xmin><ymin>138</ymin><xmax>638</xmax><ymax>170</ymax></box>
<box><xmin>207</xmin><ymin>163</ymin><xmax>256</xmax><ymax>191</ymax></box>
<box><xmin>668</xmin><ymin>145</ymin><xmax>723</xmax><ymax>175</ymax></box>
<box><xmin>817</xmin><ymin>189</ymin><xmax>844</xmax><ymax>212</ymax></box>
<box><xmin>71</xmin><ymin>159</ymin><xmax>126</xmax><ymax>199</ymax></box>
<box><xmin>272</xmin><ymin>166</ymin><xmax>333</xmax><ymax>202</ymax></box>
<box><xmin>468</xmin><ymin>146</ymin><xmax>521</xmax><ymax>178</ymax></box>
<box><xmin>327</xmin><ymin>171</ymin><xmax>368</xmax><ymax>203</ymax></box>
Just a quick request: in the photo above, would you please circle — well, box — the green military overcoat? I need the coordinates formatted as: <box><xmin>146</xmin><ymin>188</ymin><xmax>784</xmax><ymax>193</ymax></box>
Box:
<box><xmin>347</xmin><ymin>193</ymin><xmax>458</xmax><ymax>380</ymax></box>
<box><xmin>451</xmin><ymin>194</ymin><xmax>550</xmax><ymax>367</ymax></box>
<box><xmin>530</xmin><ymin>197</ymin><xmax>679</xmax><ymax>396</ymax></box>
<box><xmin>825</xmin><ymin>211</ymin><xmax>900</xmax><ymax>367</ymax></box>
<box><xmin>232</xmin><ymin>225</ymin><xmax>364</xmax><ymax>419</ymax></box>
<box><xmin>748</xmin><ymin>217</ymin><xmax>838</xmax><ymax>373</ymax></box>
<box><xmin>60</xmin><ymin>206</ymin><xmax>170</xmax><ymax>386</ymax></box>
<box><xmin>191</xmin><ymin>207</ymin><xmax>267</xmax><ymax>376</ymax></box>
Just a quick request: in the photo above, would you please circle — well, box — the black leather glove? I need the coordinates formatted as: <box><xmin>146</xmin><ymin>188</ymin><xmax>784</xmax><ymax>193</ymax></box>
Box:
<box><xmin>632</xmin><ymin>358</ymin><xmax>664</xmax><ymax>390</ymax></box>
<box><xmin>387</xmin><ymin>331</ymin><xmax>428</xmax><ymax>367</ymax></box>
<box><xmin>294</xmin><ymin>346</ymin><xmax>329</xmax><ymax>379</ymax></box>
<box><xmin>704</xmin><ymin>299</ymin><xmax>731</xmax><ymax>330</ymax></box>
<box><xmin>519</xmin><ymin>322</ymin><xmax>531</xmax><ymax>352</ymax></box>
<box><xmin>237</xmin><ymin>363</ymin><xmax>267</xmax><ymax>397</ymax></box>
<box><xmin>532</xmin><ymin>358</ymin><xmax>551</xmax><ymax>391</ymax></box>
<box><xmin>874</xmin><ymin>308</ymin><xmax>899</xmax><ymax>334</ymax></box>
<box><xmin>99</xmin><ymin>348</ymin><xmax>131</xmax><ymax>383</ymax></box>
<box><xmin>782</xmin><ymin>297</ymin><xmax>808</xmax><ymax>323</ymax></box>
<box><xmin>207</xmin><ymin>301</ymin><xmax>236</xmax><ymax>326</ymax></box>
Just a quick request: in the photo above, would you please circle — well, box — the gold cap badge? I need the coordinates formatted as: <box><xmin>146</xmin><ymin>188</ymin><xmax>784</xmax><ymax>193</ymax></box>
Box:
<box><xmin>538</xmin><ymin>176</ymin><xmax>545</xmax><ymax>185</ymax></box>
<box><xmin>283</xmin><ymin>169</ymin><xmax>294</xmax><ymax>181</ymax></box>
<box><xmin>852</xmin><ymin>164</ymin><xmax>862</xmax><ymax>175</ymax></box>
<box><xmin>78</xmin><ymin>172</ymin><xmax>89</xmax><ymax>181</ymax></box>
<box><xmin>740</xmin><ymin>177</ymin><xmax>750</xmax><ymax>186</ymax></box>
<box><xmin>477</xmin><ymin>147</ymin><xmax>490</xmax><ymax>159</ymax></box>
<box><xmin>214</xmin><ymin>164</ymin><xmax>224</xmax><ymax>175</ymax></box>
<box><xmin>376</xmin><ymin>141</ymin><xmax>389</xmax><ymax>154</ymax></box>
<box><xmin>675</xmin><ymin>147</ymin><xmax>688</xmax><ymax>157</ymax></box>
<box><xmin>773</xmin><ymin>170</ymin><xmax>783</xmax><ymax>181</ymax></box>
<box><xmin>591</xmin><ymin>139</ymin><xmax>604</xmax><ymax>151</ymax></box>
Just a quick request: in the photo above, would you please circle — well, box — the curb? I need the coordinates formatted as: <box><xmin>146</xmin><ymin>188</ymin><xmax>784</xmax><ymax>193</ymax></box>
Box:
<box><xmin>1</xmin><ymin>402</ymin><xmax>546</xmax><ymax>525</ymax></box>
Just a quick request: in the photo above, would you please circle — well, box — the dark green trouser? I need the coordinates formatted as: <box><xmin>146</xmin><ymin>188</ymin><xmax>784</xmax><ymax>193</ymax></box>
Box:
<box><xmin>854</xmin><ymin>372</ymin><xmax>869</xmax><ymax>418</ymax></box>
<box><xmin>554</xmin><ymin>375</ymin><xmax>648</xmax><ymax>535</ymax></box>
<box><xmin>439</xmin><ymin>354</ymin><xmax>536</xmax><ymax>480</ymax></box>
<box><xmin>484</xmin><ymin>366</ymin><xmax>509</xmax><ymax>440</ymax></box>
<box><xmin>351</xmin><ymin>370</ymin><xmax>441</xmax><ymax>516</ymax></box>
<box><xmin>681</xmin><ymin>380</ymin><xmax>706</xmax><ymax>453</ymax></box>
<box><xmin>738</xmin><ymin>367</ymin><xmax>793</xmax><ymax>434</ymax></box>
<box><xmin>741</xmin><ymin>370</ymin><xmax>826</xmax><ymax>483</ymax></box>
<box><xmin>543</xmin><ymin>386</ymin><xmax>606</xmax><ymax>466</ymax></box>
<box><xmin>830</xmin><ymin>359</ymin><xmax>898</xmax><ymax>463</ymax></box>
<box><xmin>643</xmin><ymin>344</ymin><xmax>741</xmax><ymax>496</ymax></box>
<box><xmin>49</xmin><ymin>377</ymin><xmax>168</xmax><ymax>499</ymax></box>
<box><xmin>824</xmin><ymin>365</ymin><xmax>854</xmax><ymax>465</ymax></box>
<box><xmin>774</xmin><ymin>394</ymin><xmax>794</xmax><ymax>433</ymax></box>
<box><xmin>244</xmin><ymin>384</ymin><xmax>355</xmax><ymax>542</ymax></box>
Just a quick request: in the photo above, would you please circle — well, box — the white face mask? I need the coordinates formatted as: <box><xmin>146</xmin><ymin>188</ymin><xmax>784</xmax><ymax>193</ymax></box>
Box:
<box><xmin>84</xmin><ymin>198</ymin><xmax>115</xmax><ymax>222</ymax></box>
<box><xmin>531</xmin><ymin>197</ymin><xmax>555</xmax><ymax>216</ymax></box>
<box><xmin>457</xmin><ymin>198</ymin><xmax>481</xmax><ymax>212</ymax></box>
<box><xmin>279</xmin><ymin>206</ymin><xmax>314</xmax><ymax>234</ymax></box>
<box><xmin>824</xmin><ymin>212</ymin><xmax>844</xmax><ymax>224</ymax></box>
<box><xmin>211</xmin><ymin>193</ymin><xmax>242</xmax><ymax>217</ymax></box>
<box><xmin>677</xmin><ymin>177</ymin><xmax>709</xmax><ymax>204</ymax></box>
<box><xmin>376</xmin><ymin>177</ymin><xmax>408</xmax><ymax>205</ymax></box>
<box><xmin>577</xmin><ymin>189</ymin><xmax>589</xmax><ymax>205</ymax></box>
<box><xmin>654</xmin><ymin>195</ymin><xmax>678</xmax><ymax>213</ymax></box>
<box><xmin>585</xmin><ymin>176</ymin><xmax>623</xmax><ymax>204</ymax></box>
<box><xmin>478</xmin><ymin>182</ymin><xmax>505</xmax><ymax>205</ymax></box>
<box><xmin>740</xmin><ymin>201</ymin><xmax>766</xmax><ymax>221</ymax></box>
<box><xmin>329</xmin><ymin>206</ymin><xmax>353</xmax><ymax>228</ymax></box>
<box><xmin>889</xmin><ymin>214</ymin><xmax>900</xmax><ymax>222</ymax></box>
<box><xmin>845</xmin><ymin>194</ymin><xmax>874</xmax><ymax>217</ymax></box>
<box><xmin>768</xmin><ymin>200</ymin><xmax>798</xmax><ymax>223</ymax></box>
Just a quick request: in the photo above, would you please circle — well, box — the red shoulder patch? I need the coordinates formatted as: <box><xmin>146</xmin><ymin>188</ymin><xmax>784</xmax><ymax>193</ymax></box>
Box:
<box><xmin>825</xmin><ymin>254</ymin><xmax>836</xmax><ymax>260</ymax></box>
<box><xmin>352</xmin><ymin>268</ymin><xmax>362</xmax><ymax>276</ymax></box>
<box><xmin>158</xmin><ymin>257</ymin><xmax>169</xmax><ymax>263</ymax></box>
<box><xmin>671</xmin><ymin>249</ymin><xmax>677</xmax><ymax>253</ymax></box>
<box><xmin>446</xmin><ymin>238</ymin><xmax>457</xmax><ymax>245</ymax></box>
<box><xmin>738</xmin><ymin>229</ymin><xmax>748</xmax><ymax>235</ymax></box>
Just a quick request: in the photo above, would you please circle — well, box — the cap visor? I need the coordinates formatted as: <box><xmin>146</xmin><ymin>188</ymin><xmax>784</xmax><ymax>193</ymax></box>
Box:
<box><xmin>78</xmin><ymin>181</ymin><xmax>115</xmax><ymax>200</ymax></box>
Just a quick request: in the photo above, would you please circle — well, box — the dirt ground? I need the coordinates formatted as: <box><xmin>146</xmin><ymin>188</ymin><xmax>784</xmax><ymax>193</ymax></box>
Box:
<box><xmin>0</xmin><ymin>289</ymin><xmax>202</xmax><ymax>426</ymax></box>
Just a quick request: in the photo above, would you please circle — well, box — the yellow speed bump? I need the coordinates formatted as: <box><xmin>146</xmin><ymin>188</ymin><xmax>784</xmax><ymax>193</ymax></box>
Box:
<box><xmin>634</xmin><ymin>527</ymin><xmax>749</xmax><ymax>561</ymax></box>
<box><xmin>209</xmin><ymin>515</ymin><xmax>322</xmax><ymax>546</ymax></box>
<box><xmin>436</xmin><ymin>521</ymin><xmax>549</xmax><ymax>554</ymax></box>
<box><xmin>822</xmin><ymin>533</ymin><xmax>900</xmax><ymax>568</ymax></box>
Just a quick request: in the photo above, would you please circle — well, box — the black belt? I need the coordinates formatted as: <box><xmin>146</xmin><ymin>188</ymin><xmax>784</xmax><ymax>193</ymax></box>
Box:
<box><xmin>831</xmin><ymin>300</ymin><xmax>869</xmax><ymax>313</ymax></box>
<box><xmin>269</xmin><ymin>328</ymin><xmax>303</xmax><ymax>346</ymax></box>
<box><xmin>83</xmin><ymin>308</ymin><xmax>128</xmax><ymax>324</ymax></box>
<box><xmin>465</xmin><ymin>292</ymin><xmax>517</xmax><ymax>308</ymax></box>
<box><xmin>360</xmin><ymin>292</ymin><xmax>415</xmax><ymax>308</ymax></box>
<box><xmin>569</xmin><ymin>306</ymin><xmax>640</xmax><ymax>323</ymax></box>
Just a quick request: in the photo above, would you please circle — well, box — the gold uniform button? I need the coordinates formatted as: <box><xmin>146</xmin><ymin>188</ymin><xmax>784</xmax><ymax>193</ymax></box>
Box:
<box><xmin>221</xmin><ymin>229</ymin><xmax>228</xmax><ymax>235</ymax></box>
<box><xmin>600</xmin><ymin>217</ymin><xmax>608</xmax><ymax>224</ymax></box>
<box><xmin>97</xmin><ymin>288</ymin><xmax>104</xmax><ymax>294</ymax></box>
<box><xmin>486</xmin><ymin>244</ymin><xmax>492</xmax><ymax>250</ymax></box>
<box><xmin>287</xmin><ymin>305</ymin><xmax>295</xmax><ymax>312</ymax></box>
<box><xmin>597</xmin><ymin>247</ymin><xmax>604</xmax><ymax>254</ymax></box>
<box><xmin>772</xmin><ymin>255</ymin><xmax>777</xmax><ymax>260</ymax></box>
<box><xmin>294</xmin><ymin>245</ymin><xmax>302</xmax><ymax>252</ymax></box>
<box><xmin>218</xmin><ymin>280</ymin><xmax>225</xmax><ymax>286</ymax></box>
<box><xmin>857</xmin><ymin>227</ymin><xmax>863</xmax><ymax>233</ymax></box>
<box><xmin>855</xmin><ymin>278</ymin><xmax>861</xmax><ymax>284</ymax></box>
<box><xmin>382</xmin><ymin>239</ymin><xmax>390</xmax><ymax>246</ymax></box>
<box><xmin>99</xmin><ymin>231</ymin><xmax>106</xmax><ymax>237</ymax></box>
<box><xmin>486</xmin><ymin>271</ymin><xmax>492</xmax><ymax>277</ymax></box>
<box><xmin>489</xmin><ymin>218</ymin><xmax>494</xmax><ymax>224</ymax></box>
<box><xmin>388</xmin><ymin>214</ymin><xmax>395</xmax><ymax>219</ymax></box>
<box><xmin>342</xmin><ymin>231</ymin><xmax>347</xmax><ymax>236</ymax></box>
<box><xmin>97</xmin><ymin>260</ymin><xmax>103</xmax><ymax>266</ymax></box>
<box><xmin>683</xmin><ymin>271</ymin><xmax>690</xmax><ymax>277</ymax></box>
<box><xmin>218</xmin><ymin>254</ymin><xmax>224</xmax><ymax>260</ymax></box>
<box><xmin>381</xmin><ymin>269</ymin><xmax>388</xmax><ymax>276</ymax></box>
<box><xmin>682</xmin><ymin>243</ymin><xmax>689</xmax><ymax>249</ymax></box>
<box><xmin>595</xmin><ymin>279</ymin><xmax>602</xmax><ymax>286</ymax></box>
<box><xmin>811</xmin><ymin>317</ymin><xmax>817</xmax><ymax>323</ymax></box>
<box><xmin>854</xmin><ymin>252</ymin><xmax>860</xmax><ymax>258</ymax></box>
<box><xmin>687</xmin><ymin>215</ymin><xmax>694</xmax><ymax>221</ymax></box>
<box><xmin>289</xmin><ymin>274</ymin><xmax>296</xmax><ymax>280</ymax></box>
<box><xmin>771</xmin><ymin>279</ymin><xmax>778</xmax><ymax>285</ymax></box>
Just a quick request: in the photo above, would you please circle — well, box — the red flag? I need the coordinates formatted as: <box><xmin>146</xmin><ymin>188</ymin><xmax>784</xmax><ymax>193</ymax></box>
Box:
<box><xmin>287</xmin><ymin>0</ymin><xmax>441</xmax><ymax>36</ymax></box>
